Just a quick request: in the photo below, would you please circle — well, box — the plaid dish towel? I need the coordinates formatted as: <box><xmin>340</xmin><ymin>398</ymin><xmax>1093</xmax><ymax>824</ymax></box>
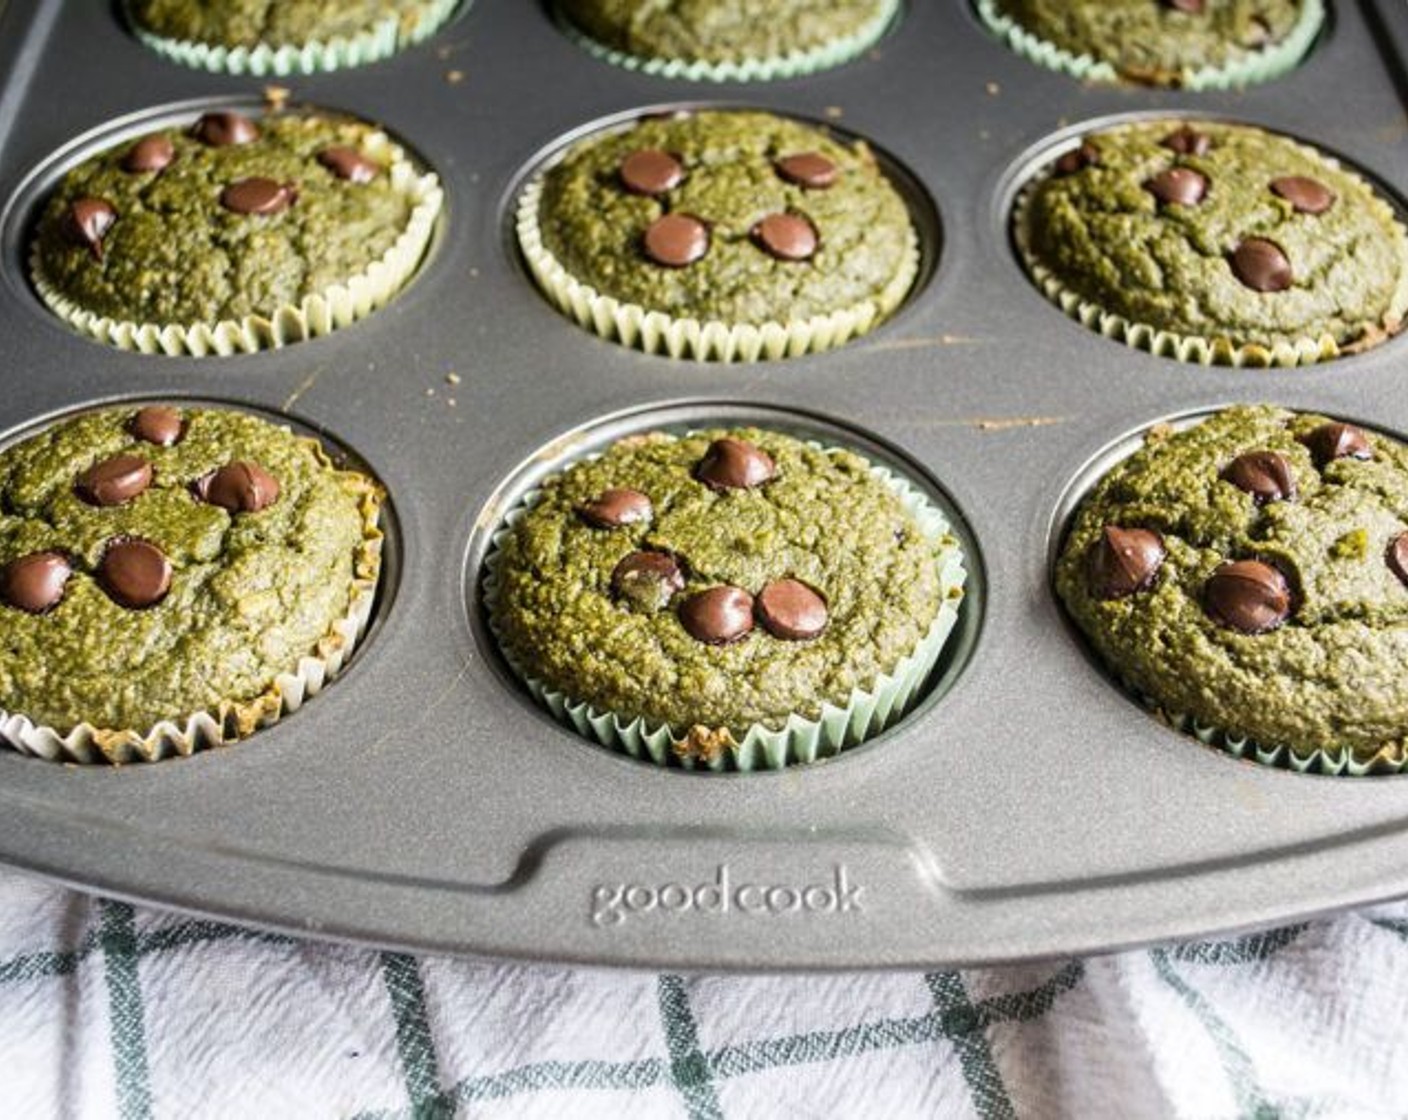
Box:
<box><xmin>1</xmin><ymin>868</ymin><xmax>1406</xmax><ymax>1119</ymax></box>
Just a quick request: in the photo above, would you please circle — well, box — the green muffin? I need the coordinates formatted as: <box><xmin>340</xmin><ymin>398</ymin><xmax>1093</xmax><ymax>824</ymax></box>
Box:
<box><xmin>1057</xmin><ymin>404</ymin><xmax>1408</xmax><ymax>775</ymax></box>
<box><xmin>128</xmin><ymin>0</ymin><xmax>460</xmax><ymax>75</ymax></box>
<box><xmin>557</xmin><ymin>0</ymin><xmax>898</xmax><ymax>81</ymax></box>
<box><xmin>978</xmin><ymin>0</ymin><xmax>1323</xmax><ymax>89</ymax></box>
<box><xmin>517</xmin><ymin>110</ymin><xmax>920</xmax><ymax>362</ymax></box>
<box><xmin>31</xmin><ymin>108</ymin><xmax>442</xmax><ymax>356</ymax></box>
<box><xmin>485</xmin><ymin>427</ymin><xmax>966</xmax><ymax>769</ymax></box>
<box><xmin>0</xmin><ymin>405</ymin><xmax>383</xmax><ymax>764</ymax></box>
<box><xmin>1014</xmin><ymin>119</ymin><xmax>1408</xmax><ymax>367</ymax></box>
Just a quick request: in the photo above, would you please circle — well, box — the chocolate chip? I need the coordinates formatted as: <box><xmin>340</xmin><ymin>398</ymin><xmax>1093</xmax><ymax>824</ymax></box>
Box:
<box><xmin>192</xmin><ymin>111</ymin><xmax>259</xmax><ymax>147</ymax></box>
<box><xmin>1230</xmin><ymin>238</ymin><xmax>1293</xmax><ymax>292</ymax></box>
<box><xmin>753</xmin><ymin>213</ymin><xmax>818</xmax><ymax>262</ymax></box>
<box><xmin>1302</xmin><ymin>422</ymin><xmax>1373</xmax><ymax>465</ymax></box>
<box><xmin>579</xmin><ymin>488</ymin><xmax>652</xmax><ymax>529</ymax></box>
<box><xmin>643</xmin><ymin>214</ymin><xmax>708</xmax><ymax>267</ymax></box>
<box><xmin>195</xmin><ymin>462</ymin><xmax>280</xmax><ymax>513</ymax></box>
<box><xmin>130</xmin><ymin>406</ymin><xmax>184</xmax><ymax>447</ymax></box>
<box><xmin>695</xmin><ymin>438</ymin><xmax>776</xmax><ymax>492</ymax></box>
<box><xmin>1054</xmin><ymin>141</ymin><xmax>1099</xmax><ymax>176</ymax></box>
<box><xmin>1271</xmin><ymin>176</ymin><xmax>1335</xmax><ymax>215</ymax></box>
<box><xmin>1165</xmin><ymin>0</ymin><xmax>1205</xmax><ymax>11</ymax></box>
<box><xmin>1205</xmin><ymin>559</ymin><xmax>1290</xmax><ymax>634</ymax></box>
<box><xmin>610</xmin><ymin>550</ymin><xmax>684</xmax><ymax>612</ymax></box>
<box><xmin>679</xmin><ymin>586</ymin><xmax>754</xmax><ymax>645</ymax></box>
<box><xmin>1162</xmin><ymin>126</ymin><xmax>1212</xmax><ymax>156</ymax></box>
<box><xmin>1</xmin><ymin>552</ymin><xmax>71</xmax><ymax>614</ymax></box>
<box><xmin>1088</xmin><ymin>526</ymin><xmax>1165</xmax><ymax>600</ymax></box>
<box><xmin>1145</xmin><ymin>168</ymin><xmax>1207</xmax><ymax>207</ymax></box>
<box><xmin>1222</xmin><ymin>451</ymin><xmax>1296</xmax><ymax>504</ymax></box>
<box><xmin>756</xmin><ymin>579</ymin><xmax>828</xmax><ymax>640</ymax></box>
<box><xmin>76</xmin><ymin>455</ymin><xmax>152</xmax><ymax>507</ymax></box>
<box><xmin>67</xmin><ymin>198</ymin><xmax>115</xmax><ymax>260</ymax></box>
<box><xmin>1388</xmin><ymin>534</ymin><xmax>1408</xmax><ymax>587</ymax></box>
<box><xmin>121</xmin><ymin>135</ymin><xmax>174</xmax><ymax>174</ymax></box>
<box><xmin>776</xmin><ymin>153</ymin><xmax>839</xmax><ymax>189</ymax></box>
<box><xmin>317</xmin><ymin>146</ymin><xmax>378</xmax><ymax>184</ymax></box>
<box><xmin>100</xmin><ymin>538</ymin><xmax>171</xmax><ymax>609</ymax></box>
<box><xmin>620</xmin><ymin>150</ymin><xmax>683</xmax><ymax>196</ymax></box>
<box><xmin>220</xmin><ymin>178</ymin><xmax>297</xmax><ymax>215</ymax></box>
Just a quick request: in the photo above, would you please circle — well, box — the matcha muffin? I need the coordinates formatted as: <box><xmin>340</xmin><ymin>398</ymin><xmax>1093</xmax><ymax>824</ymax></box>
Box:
<box><xmin>31</xmin><ymin>107</ymin><xmax>442</xmax><ymax>356</ymax></box>
<box><xmin>1057</xmin><ymin>404</ymin><xmax>1408</xmax><ymax>775</ymax></box>
<box><xmin>1014</xmin><ymin>119</ymin><xmax>1408</xmax><ymax>367</ymax></box>
<box><xmin>978</xmin><ymin>0</ymin><xmax>1323</xmax><ymax>89</ymax></box>
<box><xmin>485</xmin><ymin>427</ymin><xmax>967</xmax><ymax>769</ymax></box>
<box><xmin>556</xmin><ymin>0</ymin><xmax>898</xmax><ymax>81</ymax></box>
<box><xmin>0</xmin><ymin>404</ymin><xmax>383</xmax><ymax>764</ymax></box>
<box><xmin>128</xmin><ymin>0</ymin><xmax>460</xmax><ymax>75</ymax></box>
<box><xmin>517</xmin><ymin>110</ymin><xmax>921</xmax><ymax>362</ymax></box>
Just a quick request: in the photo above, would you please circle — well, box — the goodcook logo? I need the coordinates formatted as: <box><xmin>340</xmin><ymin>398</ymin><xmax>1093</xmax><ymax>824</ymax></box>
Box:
<box><xmin>590</xmin><ymin>865</ymin><xmax>863</xmax><ymax>928</ymax></box>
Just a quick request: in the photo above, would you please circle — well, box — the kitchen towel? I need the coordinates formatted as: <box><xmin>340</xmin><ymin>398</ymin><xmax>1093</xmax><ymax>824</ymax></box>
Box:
<box><xmin>1</xmin><ymin>868</ymin><xmax>1404</xmax><ymax>1118</ymax></box>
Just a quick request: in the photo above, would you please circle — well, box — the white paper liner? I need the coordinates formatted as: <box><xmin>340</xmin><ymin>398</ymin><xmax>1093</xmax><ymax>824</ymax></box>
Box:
<box><xmin>483</xmin><ymin>444</ymin><xmax>968</xmax><ymax>771</ymax></box>
<box><xmin>555</xmin><ymin>0</ymin><xmax>899</xmax><ymax>83</ymax></box>
<box><xmin>0</xmin><ymin>477</ymin><xmax>384</xmax><ymax>766</ymax></box>
<box><xmin>975</xmin><ymin>0</ymin><xmax>1324</xmax><ymax>90</ymax></box>
<box><xmin>32</xmin><ymin>129</ymin><xmax>444</xmax><ymax>357</ymax></box>
<box><xmin>516</xmin><ymin>176</ymin><xmax>920</xmax><ymax>362</ymax></box>
<box><xmin>1011</xmin><ymin>131</ymin><xmax>1408</xmax><ymax>369</ymax></box>
<box><xmin>1119</xmin><ymin>674</ymin><xmax>1408</xmax><ymax>778</ymax></box>
<box><xmin>126</xmin><ymin>0</ymin><xmax>461</xmax><ymax>76</ymax></box>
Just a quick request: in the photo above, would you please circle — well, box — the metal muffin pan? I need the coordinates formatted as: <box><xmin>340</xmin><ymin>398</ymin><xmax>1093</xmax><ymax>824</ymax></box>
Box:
<box><xmin>0</xmin><ymin>0</ymin><xmax>1403</xmax><ymax>971</ymax></box>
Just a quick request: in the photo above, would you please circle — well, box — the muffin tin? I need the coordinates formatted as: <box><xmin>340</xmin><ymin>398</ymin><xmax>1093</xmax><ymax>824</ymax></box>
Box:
<box><xmin>0</xmin><ymin>0</ymin><xmax>1404</xmax><ymax>970</ymax></box>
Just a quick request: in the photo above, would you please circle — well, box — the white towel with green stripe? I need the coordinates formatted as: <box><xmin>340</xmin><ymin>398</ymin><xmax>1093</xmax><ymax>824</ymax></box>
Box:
<box><xmin>0</xmin><ymin>869</ymin><xmax>1404</xmax><ymax>1118</ymax></box>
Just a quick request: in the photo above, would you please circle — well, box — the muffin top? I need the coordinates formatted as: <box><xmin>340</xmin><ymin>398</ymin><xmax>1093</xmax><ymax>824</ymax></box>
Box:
<box><xmin>33</xmin><ymin>110</ymin><xmax>417</xmax><ymax>327</ymax></box>
<box><xmin>533</xmin><ymin>110</ymin><xmax>916</xmax><ymax>325</ymax></box>
<box><xmin>129</xmin><ymin>0</ymin><xmax>430</xmax><ymax>49</ymax></box>
<box><xmin>1017</xmin><ymin>120</ymin><xmax>1408</xmax><ymax>360</ymax></box>
<box><xmin>1057</xmin><ymin>405</ymin><xmax>1408</xmax><ymax>762</ymax></box>
<box><xmin>985</xmin><ymin>0</ymin><xmax>1314</xmax><ymax>86</ymax></box>
<box><xmin>0</xmin><ymin>405</ymin><xmax>381</xmax><ymax>733</ymax></box>
<box><xmin>558</xmin><ymin>0</ymin><xmax>893</xmax><ymax>66</ymax></box>
<box><xmin>489</xmin><ymin>428</ymin><xmax>957</xmax><ymax>733</ymax></box>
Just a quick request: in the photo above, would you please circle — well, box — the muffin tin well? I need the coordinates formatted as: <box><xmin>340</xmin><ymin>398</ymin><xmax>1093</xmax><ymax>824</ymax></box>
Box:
<box><xmin>999</xmin><ymin>111</ymin><xmax>1408</xmax><ymax>368</ymax></box>
<box><xmin>0</xmin><ymin>395</ymin><xmax>400</xmax><ymax>759</ymax></box>
<box><xmin>1</xmin><ymin>95</ymin><xmax>445</xmax><ymax>355</ymax></box>
<box><xmin>1048</xmin><ymin>403</ymin><xmax>1408</xmax><ymax>776</ymax></box>
<box><xmin>0</xmin><ymin>0</ymin><xmax>1404</xmax><ymax>970</ymax></box>
<box><xmin>503</xmin><ymin>103</ymin><xmax>944</xmax><ymax>358</ymax></box>
<box><xmin>466</xmin><ymin>400</ymin><xmax>984</xmax><ymax>770</ymax></box>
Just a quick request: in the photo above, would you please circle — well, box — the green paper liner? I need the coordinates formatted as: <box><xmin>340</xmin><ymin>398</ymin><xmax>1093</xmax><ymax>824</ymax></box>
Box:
<box><xmin>555</xmin><ymin>0</ymin><xmax>899</xmax><ymax>83</ymax></box>
<box><xmin>1116</xmin><ymin>673</ymin><xmax>1408</xmax><ymax>777</ymax></box>
<box><xmin>31</xmin><ymin>129</ymin><xmax>443</xmax><ymax>358</ymax></box>
<box><xmin>1010</xmin><ymin>140</ymin><xmax>1408</xmax><ymax>369</ymax></box>
<box><xmin>0</xmin><ymin>472</ymin><xmax>384</xmax><ymax>765</ymax></box>
<box><xmin>975</xmin><ymin>0</ymin><xmax>1324</xmax><ymax>90</ymax></box>
<box><xmin>483</xmin><ymin>446</ymin><xmax>967</xmax><ymax>771</ymax></box>
<box><xmin>516</xmin><ymin>176</ymin><xmax>920</xmax><ymax>362</ymax></box>
<box><xmin>126</xmin><ymin>0</ymin><xmax>460</xmax><ymax>76</ymax></box>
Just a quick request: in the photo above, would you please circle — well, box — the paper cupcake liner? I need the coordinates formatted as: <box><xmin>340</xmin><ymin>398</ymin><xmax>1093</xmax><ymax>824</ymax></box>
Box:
<box><xmin>975</xmin><ymin>0</ymin><xmax>1324</xmax><ymax>90</ymax></box>
<box><xmin>1116</xmin><ymin>673</ymin><xmax>1408</xmax><ymax>777</ymax></box>
<box><xmin>32</xmin><ymin>130</ymin><xmax>444</xmax><ymax>357</ymax></box>
<box><xmin>125</xmin><ymin>0</ymin><xmax>460</xmax><ymax>76</ymax></box>
<box><xmin>555</xmin><ymin>0</ymin><xmax>899</xmax><ymax>83</ymax></box>
<box><xmin>483</xmin><ymin>448</ymin><xmax>967</xmax><ymax>771</ymax></box>
<box><xmin>516</xmin><ymin>176</ymin><xmax>920</xmax><ymax>362</ymax></box>
<box><xmin>0</xmin><ymin>473</ymin><xmax>384</xmax><ymax>766</ymax></box>
<box><xmin>1011</xmin><ymin>150</ymin><xmax>1408</xmax><ymax>369</ymax></box>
